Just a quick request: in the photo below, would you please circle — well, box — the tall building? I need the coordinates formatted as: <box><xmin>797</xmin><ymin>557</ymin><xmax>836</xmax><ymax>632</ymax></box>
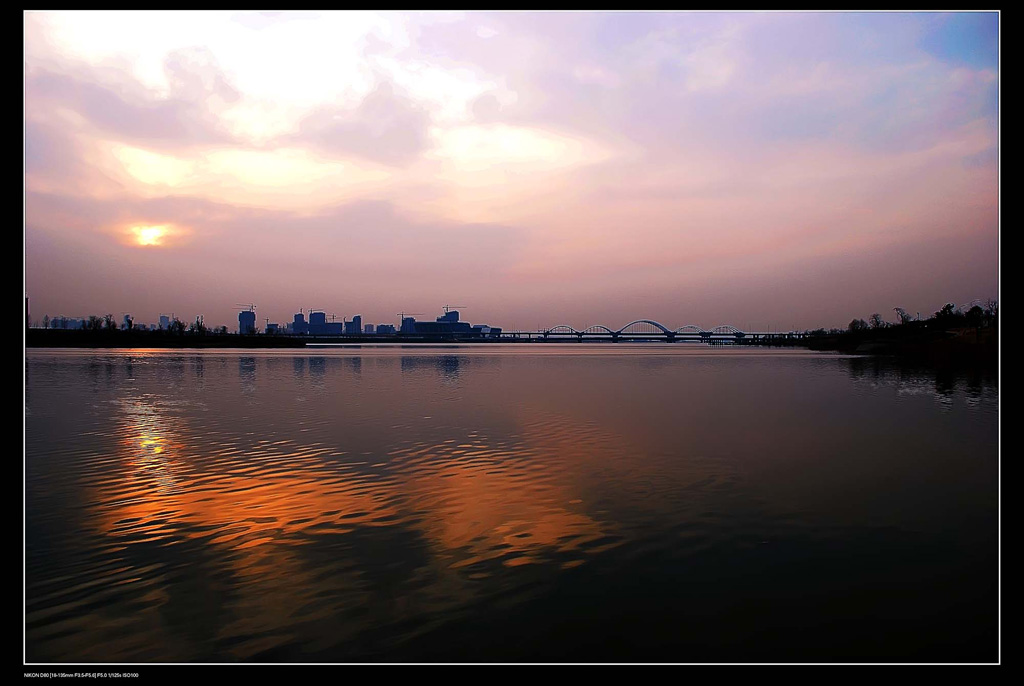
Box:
<box><xmin>307</xmin><ymin>311</ymin><xmax>343</xmax><ymax>335</ymax></box>
<box><xmin>292</xmin><ymin>312</ymin><xmax>308</xmax><ymax>335</ymax></box>
<box><xmin>239</xmin><ymin>309</ymin><xmax>256</xmax><ymax>334</ymax></box>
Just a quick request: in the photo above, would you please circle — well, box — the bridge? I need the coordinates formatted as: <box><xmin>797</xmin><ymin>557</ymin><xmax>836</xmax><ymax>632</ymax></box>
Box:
<box><xmin>505</xmin><ymin>320</ymin><xmax>807</xmax><ymax>344</ymax></box>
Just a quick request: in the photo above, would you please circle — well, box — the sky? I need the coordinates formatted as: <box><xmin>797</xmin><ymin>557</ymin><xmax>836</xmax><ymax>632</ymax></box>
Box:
<box><xmin>24</xmin><ymin>11</ymin><xmax>999</xmax><ymax>332</ymax></box>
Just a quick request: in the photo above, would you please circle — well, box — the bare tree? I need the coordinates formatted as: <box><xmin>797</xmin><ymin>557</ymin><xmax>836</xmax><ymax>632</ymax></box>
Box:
<box><xmin>893</xmin><ymin>307</ymin><xmax>913</xmax><ymax>325</ymax></box>
<box><xmin>189</xmin><ymin>315</ymin><xmax>207</xmax><ymax>335</ymax></box>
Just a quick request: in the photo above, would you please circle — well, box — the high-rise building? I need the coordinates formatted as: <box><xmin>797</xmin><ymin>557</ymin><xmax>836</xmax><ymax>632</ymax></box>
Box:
<box><xmin>292</xmin><ymin>312</ymin><xmax>308</xmax><ymax>335</ymax></box>
<box><xmin>239</xmin><ymin>309</ymin><xmax>256</xmax><ymax>334</ymax></box>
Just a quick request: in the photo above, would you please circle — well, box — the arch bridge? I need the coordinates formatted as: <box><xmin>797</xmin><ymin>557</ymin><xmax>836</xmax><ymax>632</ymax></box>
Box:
<box><xmin>537</xmin><ymin>320</ymin><xmax>804</xmax><ymax>344</ymax></box>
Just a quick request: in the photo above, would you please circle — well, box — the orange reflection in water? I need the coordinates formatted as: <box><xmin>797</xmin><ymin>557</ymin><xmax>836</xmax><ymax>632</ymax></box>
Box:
<box><xmin>99</xmin><ymin>400</ymin><xmax>399</xmax><ymax>547</ymax></box>
<box><xmin>88</xmin><ymin>398</ymin><xmax>407</xmax><ymax>657</ymax></box>
<box><xmin>98</xmin><ymin>397</ymin><xmax>638</xmax><ymax>569</ymax></box>
<box><xmin>394</xmin><ymin>446</ymin><xmax>609</xmax><ymax>569</ymax></box>
<box><xmin>86</xmin><ymin>390</ymin><xmax>662</xmax><ymax>657</ymax></box>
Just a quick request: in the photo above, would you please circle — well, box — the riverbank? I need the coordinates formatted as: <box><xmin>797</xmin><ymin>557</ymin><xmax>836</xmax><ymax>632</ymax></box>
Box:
<box><xmin>24</xmin><ymin>326</ymin><xmax>999</xmax><ymax>369</ymax></box>
<box><xmin>25</xmin><ymin>329</ymin><xmax>803</xmax><ymax>348</ymax></box>
<box><xmin>806</xmin><ymin>325</ymin><xmax>997</xmax><ymax>368</ymax></box>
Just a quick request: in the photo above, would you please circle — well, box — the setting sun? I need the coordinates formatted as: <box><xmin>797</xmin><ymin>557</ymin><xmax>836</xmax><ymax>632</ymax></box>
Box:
<box><xmin>123</xmin><ymin>224</ymin><xmax>192</xmax><ymax>248</ymax></box>
<box><xmin>132</xmin><ymin>225</ymin><xmax>168</xmax><ymax>246</ymax></box>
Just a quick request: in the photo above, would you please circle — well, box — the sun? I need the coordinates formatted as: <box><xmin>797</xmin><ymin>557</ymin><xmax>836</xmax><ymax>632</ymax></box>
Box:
<box><xmin>118</xmin><ymin>223</ymin><xmax>190</xmax><ymax>248</ymax></box>
<box><xmin>129</xmin><ymin>225</ymin><xmax>170</xmax><ymax>247</ymax></box>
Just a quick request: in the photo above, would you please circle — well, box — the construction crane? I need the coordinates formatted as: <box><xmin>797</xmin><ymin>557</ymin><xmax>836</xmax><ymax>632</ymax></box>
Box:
<box><xmin>397</xmin><ymin>311</ymin><xmax>423</xmax><ymax>321</ymax></box>
<box><xmin>235</xmin><ymin>303</ymin><xmax>256</xmax><ymax>312</ymax></box>
<box><xmin>442</xmin><ymin>305</ymin><xmax>466</xmax><ymax>314</ymax></box>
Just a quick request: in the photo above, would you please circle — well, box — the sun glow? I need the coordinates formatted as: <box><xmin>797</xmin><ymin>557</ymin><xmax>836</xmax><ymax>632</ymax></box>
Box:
<box><xmin>131</xmin><ymin>225</ymin><xmax>169</xmax><ymax>246</ymax></box>
<box><xmin>122</xmin><ymin>223</ymin><xmax>195</xmax><ymax>248</ymax></box>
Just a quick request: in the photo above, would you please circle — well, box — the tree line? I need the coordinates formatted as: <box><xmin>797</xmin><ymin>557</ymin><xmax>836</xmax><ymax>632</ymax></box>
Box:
<box><xmin>844</xmin><ymin>299</ymin><xmax>997</xmax><ymax>334</ymax></box>
<box><xmin>37</xmin><ymin>314</ymin><xmax>231</xmax><ymax>336</ymax></box>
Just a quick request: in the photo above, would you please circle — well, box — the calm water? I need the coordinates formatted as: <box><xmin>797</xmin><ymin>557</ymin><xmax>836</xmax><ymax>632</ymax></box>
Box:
<box><xmin>24</xmin><ymin>346</ymin><xmax>998</xmax><ymax>663</ymax></box>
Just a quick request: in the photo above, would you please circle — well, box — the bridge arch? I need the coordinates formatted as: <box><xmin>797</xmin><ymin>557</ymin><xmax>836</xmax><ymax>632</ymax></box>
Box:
<box><xmin>581</xmin><ymin>325</ymin><xmax>615</xmax><ymax>335</ymax></box>
<box><xmin>711</xmin><ymin>325</ymin><xmax>743</xmax><ymax>335</ymax></box>
<box><xmin>616</xmin><ymin>319</ymin><xmax>672</xmax><ymax>335</ymax></box>
<box><xmin>674</xmin><ymin>324</ymin><xmax>706</xmax><ymax>335</ymax></box>
<box><xmin>546</xmin><ymin>325</ymin><xmax>579</xmax><ymax>335</ymax></box>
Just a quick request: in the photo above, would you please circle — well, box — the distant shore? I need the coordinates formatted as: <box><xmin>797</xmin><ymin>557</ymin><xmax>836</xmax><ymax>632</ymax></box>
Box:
<box><xmin>24</xmin><ymin>326</ymin><xmax>998</xmax><ymax>368</ymax></box>
<box><xmin>24</xmin><ymin>329</ymin><xmax>543</xmax><ymax>347</ymax></box>
<box><xmin>806</xmin><ymin>326</ymin><xmax>997</xmax><ymax>368</ymax></box>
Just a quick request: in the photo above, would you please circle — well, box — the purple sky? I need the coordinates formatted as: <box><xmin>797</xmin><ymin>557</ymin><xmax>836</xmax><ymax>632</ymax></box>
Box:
<box><xmin>24</xmin><ymin>11</ymin><xmax>998</xmax><ymax>331</ymax></box>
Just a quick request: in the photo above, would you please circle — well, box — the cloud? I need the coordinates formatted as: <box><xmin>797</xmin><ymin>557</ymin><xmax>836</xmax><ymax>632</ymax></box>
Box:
<box><xmin>25</xmin><ymin>64</ymin><xmax>237</xmax><ymax>151</ymax></box>
<box><xmin>286</xmin><ymin>81</ymin><xmax>432</xmax><ymax>167</ymax></box>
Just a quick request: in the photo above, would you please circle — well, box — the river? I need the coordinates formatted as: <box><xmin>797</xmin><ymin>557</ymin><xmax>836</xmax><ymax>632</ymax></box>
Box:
<box><xmin>24</xmin><ymin>346</ymin><xmax>998</xmax><ymax>662</ymax></box>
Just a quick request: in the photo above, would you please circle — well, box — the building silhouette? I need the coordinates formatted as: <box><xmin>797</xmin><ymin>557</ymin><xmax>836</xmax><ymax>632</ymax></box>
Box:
<box><xmin>239</xmin><ymin>309</ymin><xmax>256</xmax><ymax>334</ymax></box>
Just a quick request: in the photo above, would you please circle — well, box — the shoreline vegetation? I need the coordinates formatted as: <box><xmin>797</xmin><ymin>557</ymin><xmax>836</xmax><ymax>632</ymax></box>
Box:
<box><xmin>805</xmin><ymin>301</ymin><xmax>998</xmax><ymax>368</ymax></box>
<box><xmin>25</xmin><ymin>301</ymin><xmax>998</xmax><ymax>368</ymax></box>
